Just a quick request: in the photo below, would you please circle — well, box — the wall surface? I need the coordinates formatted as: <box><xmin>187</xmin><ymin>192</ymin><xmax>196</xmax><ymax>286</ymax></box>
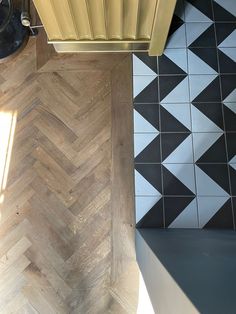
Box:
<box><xmin>133</xmin><ymin>0</ymin><xmax>236</xmax><ymax>229</ymax></box>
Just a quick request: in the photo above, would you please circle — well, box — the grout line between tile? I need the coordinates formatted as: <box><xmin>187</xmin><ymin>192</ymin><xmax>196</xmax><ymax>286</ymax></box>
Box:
<box><xmin>185</xmin><ymin>25</ymin><xmax>200</xmax><ymax>228</ymax></box>
<box><xmin>211</xmin><ymin>1</ymin><xmax>236</xmax><ymax>230</ymax></box>
<box><xmin>157</xmin><ymin>56</ymin><xmax>166</xmax><ymax>228</ymax></box>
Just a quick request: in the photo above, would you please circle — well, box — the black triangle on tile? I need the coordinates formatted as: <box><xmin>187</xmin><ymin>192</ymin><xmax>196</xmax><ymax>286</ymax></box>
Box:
<box><xmin>197</xmin><ymin>164</ymin><xmax>230</xmax><ymax>194</ymax></box>
<box><xmin>221</xmin><ymin>75</ymin><xmax>236</xmax><ymax>101</ymax></box>
<box><xmin>135</xmin><ymin>163</ymin><xmax>162</xmax><ymax>193</ymax></box>
<box><xmin>158</xmin><ymin>54</ymin><xmax>187</xmax><ymax>75</ymax></box>
<box><xmin>134</xmin><ymin>78</ymin><xmax>158</xmax><ymax>103</ymax></box>
<box><xmin>193</xmin><ymin>102</ymin><xmax>223</xmax><ymax>130</ymax></box>
<box><xmin>224</xmin><ymin>105</ymin><xmax>236</xmax><ymax>132</ymax></box>
<box><xmin>215</xmin><ymin>23</ymin><xmax>236</xmax><ymax>46</ymax></box>
<box><xmin>226</xmin><ymin>133</ymin><xmax>236</xmax><ymax>161</ymax></box>
<box><xmin>159</xmin><ymin>75</ymin><xmax>187</xmax><ymax>102</ymax></box>
<box><xmin>230</xmin><ymin>167</ymin><xmax>236</xmax><ymax>196</ymax></box>
<box><xmin>168</xmin><ymin>15</ymin><xmax>184</xmax><ymax>38</ymax></box>
<box><xmin>218</xmin><ymin>50</ymin><xmax>236</xmax><ymax>74</ymax></box>
<box><xmin>135</xmin><ymin>135</ymin><xmax>161</xmax><ymax>163</ymax></box>
<box><xmin>196</xmin><ymin>135</ymin><xmax>227</xmax><ymax>163</ymax></box>
<box><xmin>192</xmin><ymin>76</ymin><xmax>221</xmax><ymax>102</ymax></box>
<box><xmin>213</xmin><ymin>2</ymin><xmax>236</xmax><ymax>22</ymax></box>
<box><xmin>189</xmin><ymin>47</ymin><xmax>218</xmax><ymax>72</ymax></box>
<box><xmin>204</xmin><ymin>199</ymin><xmax>234</xmax><ymax>229</ymax></box>
<box><xmin>160</xmin><ymin>106</ymin><xmax>190</xmax><ymax>132</ymax></box>
<box><xmin>161</xmin><ymin>133</ymin><xmax>190</xmax><ymax>161</ymax></box>
<box><xmin>134</xmin><ymin>52</ymin><xmax>158</xmax><ymax>74</ymax></box>
<box><xmin>189</xmin><ymin>24</ymin><xmax>216</xmax><ymax>48</ymax></box>
<box><xmin>162</xmin><ymin>166</ymin><xmax>195</xmax><ymax>196</ymax></box>
<box><xmin>233</xmin><ymin>197</ymin><xmax>236</xmax><ymax>213</ymax></box>
<box><xmin>164</xmin><ymin>196</ymin><xmax>195</xmax><ymax>227</ymax></box>
<box><xmin>134</xmin><ymin>104</ymin><xmax>159</xmax><ymax>131</ymax></box>
<box><xmin>136</xmin><ymin>198</ymin><xmax>164</xmax><ymax>228</ymax></box>
<box><xmin>188</xmin><ymin>0</ymin><xmax>213</xmax><ymax>20</ymax></box>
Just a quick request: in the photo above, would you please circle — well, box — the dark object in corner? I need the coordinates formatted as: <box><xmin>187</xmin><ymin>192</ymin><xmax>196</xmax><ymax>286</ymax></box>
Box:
<box><xmin>0</xmin><ymin>0</ymin><xmax>29</xmax><ymax>62</ymax></box>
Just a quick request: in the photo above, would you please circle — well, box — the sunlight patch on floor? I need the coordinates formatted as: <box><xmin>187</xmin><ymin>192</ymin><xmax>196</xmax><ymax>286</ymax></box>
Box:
<box><xmin>137</xmin><ymin>269</ymin><xmax>155</xmax><ymax>314</ymax></box>
<box><xmin>0</xmin><ymin>111</ymin><xmax>17</xmax><ymax>209</ymax></box>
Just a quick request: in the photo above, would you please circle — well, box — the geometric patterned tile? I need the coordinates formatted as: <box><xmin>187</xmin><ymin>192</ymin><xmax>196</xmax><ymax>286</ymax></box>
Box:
<box><xmin>221</xmin><ymin>75</ymin><xmax>236</xmax><ymax>102</ymax></box>
<box><xmin>226</xmin><ymin>133</ymin><xmax>236</xmax><ymax>162</ymax></box>
<box><xmin>136</xmin><ymin>197</ymin><xmax>164</xmax><ymax>228</ymax></box>
<box><xmin>134</xmin><ymin>77</ymin><xmax>159</xmax><ymax>103</ymax></box>
<box><xmin>135</xmin><ymin>164</ymin><xmax>162</xmax><ymax>195</ymax></box>
<box><xmin>162</xmin><ymin>165</ymin><xmax>195</xmax><ymax>196</ymax></box>
<box><xmin>232</xmin><ymin>198</ymin><xmax>236</xmax><ymax>226</ymax></box>
<box><xmin>174</xmin><ymin>0</ymin><xmax>185</xmax><ymax>21</ymax></box>
<box><xmin>134</xmin><ymin>133</ymin><xmax>158</xmax><ymax>158</ymax></box>
<box><xmin>224</xmin><ymin>104</ymin><xmax>236</xmax><ymax>131</ymax></box>
<box><xmin>191</xmin><ymin>104</ymin><xmax>223</xmax><ymax>132</ymax></box>
<box><xmin>186</xmin><ymin>23</ymin><xmax>216</xmax><ymax>48</ymax></box>
<box><xmin>218</xmin><ymin>48</ymin><xmax>236</xmax><ymax>73</ymax></box>
<box><xmin>219</xmin><ymin>47</ymin><xmax>236</xmax><ymax>63</ymax></box>
<box><xmin>186</xmin><ymin>0</ymin><xmax>214</xmax><ymax>21</ymax></box>
<box><xmin>160</xmin><ymin>103</ymin><xmax>191</xmax><ymax>131</ymax></box>
<box><xmin>158</xmin><ymin>48</ymin><xmax>188</xmax><ymax>74</ymax></box>
<box><xmin>215</xmin><ymin>23</ymin><xmax>236</xmax><ymax>47</ymax></box>
<box><xmin>193</xmin><ymin>133</ymin><xmax>227</xmax><ymax>163</ymax></box>
<box><xmin>230</xmin><ymin>164</ymin><xmax>236</xmax><ymax>171</ymax></box>
<box><xmin>184</xmin><ymin>0</ymin><xmax>212</xmax><ymax>22</ymax></box>
<box><xmin>213</xmin><ymin>0</ymin><xmax>236</xmax><ymax>22</ymax></box>
<box><xmin>159</xmin><ymin>75</ymin><xmax>189</xmax><ymax>103</ymax></box>
<box><xmin>160</xmin><ymin>104</ymin><xmax>191</xmax><ymax>132</ymax></box>
<box><xmin>193</xmin><ymin>132</ymin><xmax>221</xmax><ymax>162</ymax></box>
<box><xmin>189</xmin><ymin>75</ymin><xmax>221</xmax><ymax>102</ymax></box>
<box><xmin>192</xmin><ymin>102</ymin><xmax>224</xmax><ymax>130</ymax></box>
<box><xmin>135</xmin><ymin>169</ymin><xmax>161</xmax><ymax>196</ymax></box>
<box><xmin>133</xmin><ymin>53</ymin><xmax>158</xmax><ymax>75</ymax></box>
<box><xmin>134</xmin><ymin>109</ymin><xmax>158</xmax><ymax>133</ymax></box>
<box><xmin>163</xmin><ymin>163</ymin><xmax>196</xmax><ymax>194</ymax></box>
<box><xmin>229</xmin><ymin>166</ymin><xmax>236</xmax><ymax>196</ymax></box>
<box><xmin>197</xmin><ymin>196</ymin><xmax>232</xmax><ymax>228</ymax></box>
<box><xmin>164</xmin><ymin>196</ymin><xmax>196</xmax><ymax>227</ymax></box>
<box><xmin>161</xmin><ymin>133</ymin><xmax>193</xmax><ymax>163</ymax></box>
<box><xmin>168</xmin><ymin>197</ymin><xmax>198</xmax><ymax>228</ymax></box>
<box><xmin>188</xmin><ymin>48</ymin><xmax>218</xmax><ymax>74</ymax></box>
<box><xmin>195</xmin><ymin>164</ymin><xmax>230</xmax><ymax>196</ymax></box>
<box><xmin>135</xmin><ymin>135</ymin><xmax>161</xmax><ymax>163</ymax></box>
<box><xmin>132</xmin><ymin>5</ymin><xmax>236</xmax><ymax>229</ymax></box>
<box><xmin>203</xmin><ymin>197</ymin><xmax>234</xmax><ymax>229</ymax></box>
<box><xmin>133</xmin><ymin>75</ymin><xmax>157</xmax><ymax>99</ymax></box>
<box><xmin>166</xmin><ymin>23</ymin><xmax>187</xmax><ymax>48</ymax></box>
<box><xmin>135</xmin><ymin>196</ymin><xmax>162</xmax><ymax>224</ymax></box>
<box><xmin>133</xmin><ymin>55</ymin><xmax>157</xmax><ymax>76</ymax></box>
<box><xmin>218</xmin><ymin>29</ymin><xmax>236</xmax><ymax>48</ymax></box>
<box><xmin>186</xmin><ymin>22</ymin><xmax>214</xmax><ymax>47</ymax></box>
<box><xmin>134</xmin><ymin>103</ymin><xmax>159</xmax><ymax>132</ymax></box>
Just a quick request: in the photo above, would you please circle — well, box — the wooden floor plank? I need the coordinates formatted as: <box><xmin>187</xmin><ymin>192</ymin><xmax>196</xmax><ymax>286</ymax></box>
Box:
<box><xmin>0</xmin><ymin>37</ymin><xmax>138</xmax><ymax>313</ymax></box>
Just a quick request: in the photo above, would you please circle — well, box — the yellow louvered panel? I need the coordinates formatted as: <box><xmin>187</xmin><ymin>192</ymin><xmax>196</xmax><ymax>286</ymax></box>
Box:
<box><xmin>32</xmin><ymin>0</ymin><xmax>62</xmax><ymax>40</ymax></box>
<box><xmin>87</xmin><ymin>0</ymin><xmax>107</xmax><ymax>39</ymax></box>
<box><xmin>107</xmin><ymin>0</ymin><xmax>123</xmax><ymax>39</ymax></box>
<box><xmin>138</xmin><ymin>0</ymin><xmax>157</xmax><ymax>39</ymax></box>
<box><xmin>69</xmin><ymin>0</ymin><xmax>92</xmax><ymax>39</ymax></box>
<box><xmin>50</xmin><ymin>0</ymin><xmax>77</xmax><ymax>39</ymax></box>
<box><xmin>33</xmin><ymin>0</ymin><xmax>160</xmax><ymax>41</ymax></box>
<box><xmin>123</xmin><ymin>0</ymin><xmax>139</xmax><ymax>39</ymax></box>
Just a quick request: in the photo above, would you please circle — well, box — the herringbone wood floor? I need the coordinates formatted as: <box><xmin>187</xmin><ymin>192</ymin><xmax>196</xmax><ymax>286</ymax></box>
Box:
<box><xmin>0</xmin><ymin>38</ymin><xmax>138</xmax><ymax>313</ymax></box>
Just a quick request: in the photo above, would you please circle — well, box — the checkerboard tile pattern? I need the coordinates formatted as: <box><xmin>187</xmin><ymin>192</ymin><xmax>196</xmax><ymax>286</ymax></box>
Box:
<box><xmin>133</xmin><ymin>0</ymin><xmax>236</xmax><ymax>229</ymax></box>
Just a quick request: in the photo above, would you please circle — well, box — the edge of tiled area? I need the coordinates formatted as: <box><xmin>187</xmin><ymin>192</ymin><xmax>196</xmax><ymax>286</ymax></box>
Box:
<box><xmin>133</xmin><ymin>0</ymin><xmax>236</xmax><ymax>229</ymax></box>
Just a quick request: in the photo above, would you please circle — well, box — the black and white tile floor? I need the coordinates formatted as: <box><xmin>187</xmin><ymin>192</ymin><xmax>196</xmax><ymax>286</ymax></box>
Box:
<box><xmin>133</xmin><ymin>0</ymin><xmax>236</xmax><ymax>229</ymax></box>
